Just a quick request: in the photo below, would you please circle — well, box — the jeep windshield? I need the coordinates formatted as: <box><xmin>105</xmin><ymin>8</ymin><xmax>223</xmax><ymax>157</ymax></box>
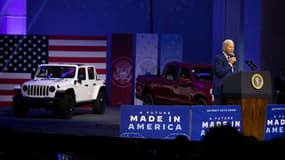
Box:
<box><xmin>192</xmin><ymin>67</ymin><xmax>213</xmax><ymax>81</ymax></box>
<box><xmin>36</xmin><ymin>66</ymin><xmax>76</xmax><ymax>78</ymax></box>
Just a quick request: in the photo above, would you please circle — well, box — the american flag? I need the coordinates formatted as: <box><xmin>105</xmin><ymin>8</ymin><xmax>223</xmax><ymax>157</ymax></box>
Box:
<box><xmin>0</xmin><ymin>35</ymin><xmax>107</xmax><ymax>107</ymax></box>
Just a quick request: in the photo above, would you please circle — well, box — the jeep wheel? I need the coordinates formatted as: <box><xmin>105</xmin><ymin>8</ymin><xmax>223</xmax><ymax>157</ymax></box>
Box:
<box><xmin>12</xmin><ymin>94</ymin><xmax>28</xmax><ymax>118</ymax></box>
<box><xmin>57</xmin><ymin>95</ymin><xmax>74</xmax><ymax>119</ymax></box>
<box><xmin>193</xmin><ymin>97</ymin><xmax>207</xmax><ymax>105</ymax></box>
<box><xmin>143</xmin><ymin>93</ymin><xmax>154</xmax><ymax>105</ymax></box>
<box><xmin>93</xmin><ymin>89</ymin><xmax>106</xmax><ymax>114</ymax></box>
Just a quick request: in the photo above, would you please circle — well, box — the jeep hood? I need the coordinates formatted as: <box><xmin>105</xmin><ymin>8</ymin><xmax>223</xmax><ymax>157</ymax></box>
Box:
<box><xmin>22</xmin><ymin>79</ymin><xmax>73</xmax><ymax>87</ymax></box>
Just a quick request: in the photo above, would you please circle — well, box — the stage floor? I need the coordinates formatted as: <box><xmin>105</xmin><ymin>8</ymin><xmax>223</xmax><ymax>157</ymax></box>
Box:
<box><xmin>0</xmin><ymin>106</ymin><xmax>120</xmax><ymax>137</ymax></box>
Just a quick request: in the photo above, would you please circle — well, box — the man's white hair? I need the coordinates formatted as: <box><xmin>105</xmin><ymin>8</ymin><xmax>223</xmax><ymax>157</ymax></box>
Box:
<box><xmin>222</xmin><ymin>39</ymin><xmax>234</xmax><ymax>50</ymax></box>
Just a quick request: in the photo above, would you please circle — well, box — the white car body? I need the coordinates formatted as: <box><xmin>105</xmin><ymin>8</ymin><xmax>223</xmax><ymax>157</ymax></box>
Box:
<box><xmin>13</xmin><ymin>63</ymin><xmax>107</xmax><ymax>118</ymax></box>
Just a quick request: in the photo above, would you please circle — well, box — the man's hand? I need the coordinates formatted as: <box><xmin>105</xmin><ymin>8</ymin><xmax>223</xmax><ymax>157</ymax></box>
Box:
<box><xmin>228</xmin><ymin>57</ymin><xmax>236</xmax><ymax>64</ymax></box>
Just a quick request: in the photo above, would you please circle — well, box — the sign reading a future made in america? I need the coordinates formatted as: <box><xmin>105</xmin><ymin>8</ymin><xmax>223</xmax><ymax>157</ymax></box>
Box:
<box><xmin>120</xmin><ymin>105</ymin><xmax>190</xmax><ymax>140</ymax></box>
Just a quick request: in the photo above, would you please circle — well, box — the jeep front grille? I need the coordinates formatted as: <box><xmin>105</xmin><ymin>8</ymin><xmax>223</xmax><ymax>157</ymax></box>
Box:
<box><xmin>27</xmin><ymin>85</ymin><xmax>50</xmax><ymax>96</ymax></box>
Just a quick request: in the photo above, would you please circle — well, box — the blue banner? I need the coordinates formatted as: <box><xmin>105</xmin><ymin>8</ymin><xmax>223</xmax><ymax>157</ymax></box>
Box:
<box><xmin>159</xmin><ymin>34</ymin><xmax>183</xmax><ymax>74</ymax></box>
<box><xmin>190</xmin><ymin>105</ymin><xmax>242</xmax><ymax>141</ymax></box>
<box><xmin>120</xmin><ymin>105</ymin><xmax>190</xmax><ymax>140</ymax></box>
<box><xmin>134</xmin><ymin>33</ymin><xmax>158</xmax><ymax>105</ymax></box>
<box><xmin>264</xmin><ymin>104</ymin><xmax>285</xmax><ymax>140</ymax></box>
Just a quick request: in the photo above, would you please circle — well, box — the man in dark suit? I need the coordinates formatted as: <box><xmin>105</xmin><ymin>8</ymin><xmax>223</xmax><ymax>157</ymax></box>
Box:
<box><xmin>213</xmin><ymin>39</ymin><xmax>238</xmax><ymax>105</ymax></box>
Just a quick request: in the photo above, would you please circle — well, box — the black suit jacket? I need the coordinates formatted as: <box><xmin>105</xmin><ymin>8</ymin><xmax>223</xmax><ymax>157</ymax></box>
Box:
<box><xmin>213</xmin><ymin>53</ymin><xmax>238</xmax><ymax>95</ymax></box>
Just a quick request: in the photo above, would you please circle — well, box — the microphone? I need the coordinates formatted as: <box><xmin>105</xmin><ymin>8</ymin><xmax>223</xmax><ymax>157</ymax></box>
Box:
<box><xmin>228</xmin><ymin>53</ymin><xmax>236</xmax><ymax>64</ymax></box>
<box><xmin>245</xmin><ymin>60</ymin><xmax>257</xmax><ymax>71</ymax></box>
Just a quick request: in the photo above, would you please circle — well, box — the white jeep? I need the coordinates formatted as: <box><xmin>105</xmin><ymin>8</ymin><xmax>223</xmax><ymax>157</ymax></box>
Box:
<box><xmin>12</xmin><ymin>63</ymin><xmax>107</xmax><ymax>119</ymax></box>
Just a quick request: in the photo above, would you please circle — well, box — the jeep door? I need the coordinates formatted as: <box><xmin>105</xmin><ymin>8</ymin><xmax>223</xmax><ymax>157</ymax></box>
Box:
<box><xmin>75</xmin><ymin>67</ymin><xmax>90</xmax><ymax>102</ymax></box>
<box><xmin>87</xmin><ymin>66</ymin><xmax>98</xmax><ymax>100</ymax></box>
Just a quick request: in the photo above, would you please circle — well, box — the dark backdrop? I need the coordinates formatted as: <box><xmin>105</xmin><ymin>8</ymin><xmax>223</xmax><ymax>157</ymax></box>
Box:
<box><xmin>27</xmin><ymin>0</ymin><xmax>285</xmax><ymax>90</ymax></box>
<box><xmin>27</xmin><ymin>0</ymin><xmax>213</xmax><ymax>64</ymax></box>
<box><xmin>261</xmin><ymin>0</ymin><xmax>285</xmax><ymax>84</ymax></box>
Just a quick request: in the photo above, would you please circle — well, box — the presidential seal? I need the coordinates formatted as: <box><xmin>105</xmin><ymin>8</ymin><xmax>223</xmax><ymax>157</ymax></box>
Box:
<box><xmin>111</xmin><ymin>57</ymin><xmax>132</xmax><ymax>88</ymax></box>
<box><xmin>251</xmin><ymin>73</ymin><xmax>264</xmax><ymax>90</ymax></box>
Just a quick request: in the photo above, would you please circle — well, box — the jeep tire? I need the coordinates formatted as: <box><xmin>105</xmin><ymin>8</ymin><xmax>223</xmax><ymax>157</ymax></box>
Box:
<box><xmin>12</xmin><ymin>94</ymin><xmax>28</xmax><ymax>118</ymax></box>
<box><xmin>92</xmin><ymin>89</ymin><xmax>106</xmax><ymax>114</ymax></box>
<box><xmin>56</xmin><ymin>94</ymin><xmax>74</xmax><ymax>119</ymax></box>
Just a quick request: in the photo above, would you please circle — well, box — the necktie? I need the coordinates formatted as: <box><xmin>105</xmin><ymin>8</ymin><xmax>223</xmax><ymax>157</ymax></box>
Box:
<box><xmin>228</xmin><ymin>56</ymin><xmax>234</xmax><ymax>72</ymax></box>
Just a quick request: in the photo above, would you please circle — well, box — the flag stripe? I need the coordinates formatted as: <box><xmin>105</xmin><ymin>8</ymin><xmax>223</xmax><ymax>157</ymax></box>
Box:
<box><xmin>97</xmin><ymin>75</ymin><xmax>106</xmax><ymax>80</ymax></box>
<box><xmin>0</xmin><ymin>84</ymin><xmax>18</xmax><ymax>90</ymax></box>
<box><xmin>48</xmin><ymin>57</ymin><xmax>107</xmax><ymax>63</ymax></box>
<box><xmin>49</xmin><ymin>35</ymin><xmax>107</xmax><ymax>40</ymax></box>
<box><xmin>0</xmin><ymin>73</ymin><xmax>31</xmax><ymax>79</ymax></box>
<box><xmin>0</xmin><ymin>71</ymin><xmax>30</xmax><ymax>106</ymax></box>
<box><xmin>0</xmin><ymin>95</ymin><xmax>12</xmax><ymax>101</ymax></box>
<box><xmin>49</xmin><ymin>51</ymin><xmax>106</xmax><ymax>58</ymax></box>
<box><xmin>0</xmin><ymin>95</ymin><xmax>12</xmax><ymax>109</ymax></box>
<box><xmin>0</xmin><ymin>101</ymin><xmax>12</xmax><ymax>107</ymax></box>
<box><xmin>48</xmin><ymin>62</ymin><xmax>106</xmax><ymax>69</ymax></box>
<box><xmin>49</xmin><ymin>45</ymin><xmax>107</xmax><ymax>51</ymax></box>
<box><xmin>96</xmin><ymin>69</ymin><xmax>106</xmax><ymax>75</ymax></box>
<box><xmin>49</xmin><ymin>39</ymin><xmax>107</xmax><ymax>46</ymax></box>
<box><xmin>0</xmin><ymin>90</ymin><xmax>14</xmax><ymax>96</ymax></box>
<box><xmin>0</xmin><ymin>78</ymin><xmax>29</xmax><ymax>84</ymax></box>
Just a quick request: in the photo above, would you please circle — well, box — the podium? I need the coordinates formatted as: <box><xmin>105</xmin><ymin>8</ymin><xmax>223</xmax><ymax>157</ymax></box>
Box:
<box><xmin>222</xmin><ymin>71</ymin><xmax>272</xmax><ymax>140</ymax></box>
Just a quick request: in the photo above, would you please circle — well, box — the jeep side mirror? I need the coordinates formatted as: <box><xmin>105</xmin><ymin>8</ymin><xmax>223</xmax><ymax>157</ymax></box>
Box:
<box><xmin>180</xmin><ymin>77</ymin><xmax>192</xmax><ymax>86</ymax></box>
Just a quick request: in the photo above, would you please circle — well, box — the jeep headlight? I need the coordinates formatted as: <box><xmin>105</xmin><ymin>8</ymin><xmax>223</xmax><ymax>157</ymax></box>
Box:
<box><xmin>49</xmin><ymin>86</ymin><xmax>56</xmax><ymax>92</ymax></box>
<box><xmin>22</xmin><ymin>85</ymin><xmax>28</xmax><ymax>92</ymax></box>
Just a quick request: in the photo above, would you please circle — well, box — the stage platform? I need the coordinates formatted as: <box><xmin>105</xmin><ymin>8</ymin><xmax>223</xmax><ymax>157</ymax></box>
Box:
<box><xmin>0</xmin><ymin>106</ymin><xmax>120</xmax><ymax>137</ymax></box>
